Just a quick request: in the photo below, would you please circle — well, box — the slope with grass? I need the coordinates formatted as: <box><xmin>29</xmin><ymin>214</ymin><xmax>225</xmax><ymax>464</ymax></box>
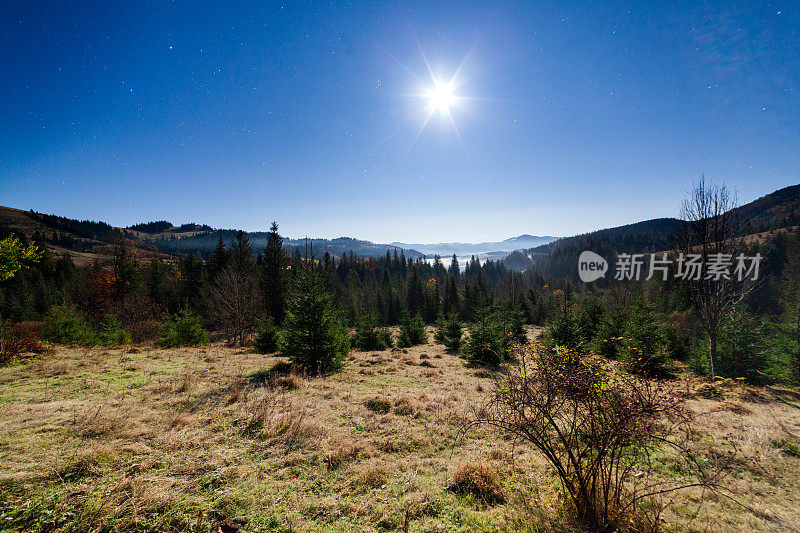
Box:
<box><xmin>0</xmin><ymin>332</ymin><xmax>799</xmax><ymax>531</ymax></box>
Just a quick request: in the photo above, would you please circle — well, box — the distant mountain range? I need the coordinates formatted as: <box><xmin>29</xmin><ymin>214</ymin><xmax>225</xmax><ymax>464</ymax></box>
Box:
<box><xmin>390</xmin><ymin>235</ymin><xmax>558</xmax><ymax>258</ymax></box>
<box><xmin>2</xmin><ymin>184</ymin><xmax>797</xmax><ymax>269</ymax></box>
<box><xmin>0</xmin><ymin>206</ymin><xmax>554</xmax><ymax>263</ymax></box>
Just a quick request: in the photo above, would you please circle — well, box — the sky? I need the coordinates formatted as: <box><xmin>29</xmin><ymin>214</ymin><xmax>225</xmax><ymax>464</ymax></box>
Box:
<box><xmin>1</xmin><ymin>1</ymin><xmax>798</xmax><ymax>243</ymax></box>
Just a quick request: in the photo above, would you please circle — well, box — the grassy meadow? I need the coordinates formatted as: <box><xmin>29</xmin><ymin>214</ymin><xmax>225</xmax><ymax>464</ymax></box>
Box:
<box><xmin>1</xmin><ymin>328</ymin><xmax>800</xmax><ymax>532</ymax></box>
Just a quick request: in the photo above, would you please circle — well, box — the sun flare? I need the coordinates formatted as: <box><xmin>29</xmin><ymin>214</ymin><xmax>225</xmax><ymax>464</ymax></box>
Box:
<box><xmin>427</xmin><ymin>82</ymin><xmax>455</xmax><ymax>113</ymax></box>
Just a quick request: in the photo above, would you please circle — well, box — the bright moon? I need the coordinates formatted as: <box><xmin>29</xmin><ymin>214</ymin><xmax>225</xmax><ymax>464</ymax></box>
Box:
<box><xmin>427</xmin><ymin>82</ymin><xmax>455</xmax><ymax>113</ymax></box>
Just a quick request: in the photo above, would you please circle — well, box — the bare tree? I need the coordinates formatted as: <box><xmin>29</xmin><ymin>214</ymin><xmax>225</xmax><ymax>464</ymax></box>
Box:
<box><xmin>679</xmin><ymin>177</ymin><xmax>746</xmax><ymax>377</ymax></box>
<box><xmin>204</xmin><ymin>265</ymin><xmax>259</xmax><ymax>346</ymax></box>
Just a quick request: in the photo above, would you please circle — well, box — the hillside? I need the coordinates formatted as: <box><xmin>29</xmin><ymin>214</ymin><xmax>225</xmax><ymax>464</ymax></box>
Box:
<box><xmin>149</xmin><ymin>230</ymin><xmax>425</xmax><ymax>259</ymax></box>
<box><xmin>504</xmin><ymin>184</ymin><xmax>800</xmax><ymax>275</ymax></box>
<box><xmin>0</xmin><ymin>206</ymin><xmax>164</xmax><ymax>265</ymax></box>
<box><xmin>2</xmin><ymin>336</ymin><xmax>800</xmax><ymax>531</ymax></box>
<box><xmin>0</xmin><ymin>207</ymin><xmax>555</xmax><ymax>262</ymax></box>
<box><xmin>0</xmin><ymin>206</ymin><xmax>424</xmax><ymax>261</ymax></box>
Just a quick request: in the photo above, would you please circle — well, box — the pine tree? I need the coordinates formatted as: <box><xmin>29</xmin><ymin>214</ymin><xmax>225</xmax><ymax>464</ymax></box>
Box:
<box><xmin>443</xmin><ymin>272</ymin><xmax>460</xmax><ymax>316</ymax></box>
<box><xmin>146</xmin><ymin>258</ymin><xmax>173</xmax><ymax>311</ymax></box>
<box><xmin>432</xmin><ymin>255</ymin><xmax>446</xmax><ymax>281</ymax></box>
<box><xmin>230</xmin><ymin>230</ymin><xmax>255</xmax><ymax>273</ymax></box>
<box><xmin>397</xmin><ymin>310</ymin><xmax>427</xmax><ymax>347</ymax></box>
<box><xmin>406</xmin><ymin>266</ymin><xmax>424</xmax><ymax>316</ymax></box>
<box><xmin>262</xmin><ymin>221</ymin><xmax>286</xmax><ymax>323</ymax></box>
<box><xmin>207</xmin><ymin>235</ymin><xmax>229</xmax><ymax>279</ymax></box>
<box><xmin>424</xmin><ymin>278</ymin><xmax>441</xmax><ymax>323</ymax></box>
<box><xmin>112</xmin><ymin>238</ymin><xmax>138</xmax><ymax>304</ymax></box>
<box><xmin>435</xmin><ymin>312</ymin><xmax>463</xmax><ymax>350</ymax></box>
<box><xmin>464</xmin><ymin>297</ymin><xmax>509</xmax><ymax>367</ymax></box>
<box><xmin>448</xmin><ymin>254</ymin><xmax>459</xmax><ymax>277</ymax></box>
<box><xmin>280</xmin><ymin>257</ymin><xmax>349</xmax><ymax>373</ymax></box>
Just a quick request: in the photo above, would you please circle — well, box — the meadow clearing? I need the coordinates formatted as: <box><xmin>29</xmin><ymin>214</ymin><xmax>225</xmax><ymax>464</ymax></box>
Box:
<box><xmin>1</xmin><ymin>328</ymin><xmax>800</xmax><ymax>532</ymax></box>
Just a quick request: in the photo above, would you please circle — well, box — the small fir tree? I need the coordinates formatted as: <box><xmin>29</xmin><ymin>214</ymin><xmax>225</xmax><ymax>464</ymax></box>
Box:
<box><xmin>280</xmin><ymin>256</ymin><xmax>349</xmax><ymax>372</ymax></box>
<box><xmin>434</xmin><ymin>312</ymin><xmax>463</xmax><ymax>351</ymax></box>
<box><xmin>398</xmin><ymin>311</ymin><xmax>427</xmax><ymax>347</ymax></box>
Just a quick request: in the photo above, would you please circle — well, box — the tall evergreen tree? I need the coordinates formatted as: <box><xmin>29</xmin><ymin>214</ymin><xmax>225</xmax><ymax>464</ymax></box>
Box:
<box><xmin>424</xmin><ymin>278</ymin><xmax>441</xmax><ymax>323</ymax></box>
<box><xmin>432</xmin><ymin>255</ymin><xmax>447</xmax><ymax>281</ymax></box>
<box><xmin>206</xmin><ymin>236</ymin><xmax>229</xmax><ymax>279</ymax></box>
<box><xmin>444</xmin><ymin>272</ymin><xmax>460</xmax><ymax>315</ymax></box>
<box><xmin>230</xmin><ymin>230</ymin><xmax>255</xmax><ymax>273</ymax></box>
<box><xmin>262</xmin><ymin>221</ymin><xmax>286</xmax><ymax>323</ymax></box>
<box><xmin>406</xmin><ymin>265</ymin><xmax>424</xmax><ymax>316</ymax></box>
<box><xmin>112</xmin><ymin>238</ymin><xmax>138</xmax><ymax>305</ymax></box>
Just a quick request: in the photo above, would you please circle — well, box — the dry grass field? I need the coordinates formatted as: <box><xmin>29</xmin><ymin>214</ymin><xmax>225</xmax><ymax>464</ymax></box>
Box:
<box><xmin>1</xmin><ymin>328</ymin><xmax>800</xmax><ymax>532</ymax></box>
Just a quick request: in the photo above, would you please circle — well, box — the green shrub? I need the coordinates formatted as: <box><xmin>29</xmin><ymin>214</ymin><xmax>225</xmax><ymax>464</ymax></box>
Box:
<box><xmin>375</xmin><ymin>327</ymin><xmax>394</xmax><ymax>349</ymax></box>
<box><xmin>397</xmin><ymin>312</ymin><xmax>427</xmax><ymax>347</ymax></box>
<box><xmin>464</xmin><ymin>310</ymin><xmax>510</xmax><ymax>367</ymax></box>
<box><xmin>620</xmin><ymin>301</ymin><xmax>673</xmax><ymax>379</ymax></box>
<box><xmin>716</xmin><ymin>310</ymin><xmax>771</xmax><ymax>384</ymax></box>
<box><xmin>589</xmin><ymin>306</ymin><xmax>627</xmax><ymax>358</ymax></box>
<box><xmin>762</xmin><ymin>316</ymin><xmax>800</xmax><ymax>384</ymax></box>
<box><xmin>159</xmin><ymin>309</ymin><xmax>208</xmax><ymax>348</ymax></box>
<box><xmin>576</xmin><ymin>296</ymin><xmax>606</xmax><ymax>346</ymax></box>
<box><xmin>687</xmin><ymin>342</ymin><xmax>712</xmax><ymax>377</ymax></box>
<box><xmin>42</xmin><ymin>305</ymin><xmax>95</xmax><ymax>345</ymax></box>
<box><xmin>661</xmin><ymin>312</ymin><xmax>694</xmax><ymax>361</ymax></box>
<box><xmin>495</xmin><ymin>302</ymin><xmax>527</xmax><ymax>344</ymax></box>
<box><xmin>98</xmin><ymin>316</ymin><xmax>132</xmax><ymax>346</ymax></box>
<box><xmin>544</xmin><ymin>308</ymin><xmax>581</xmax><ymax>350</ymax></box>
<box><xmin>352</xmin><ymin>316</ymin><xmax>393</xmax><ymax>351</ymax></box>
<box><xmin>434</xmin><ymin>313</ymin><xmax>463</xmax><ymax>350</ymax></box>
<box><xmin>253</xmin><ymin>318</ymin><xmax>280</xmax><ymax>354</ymax></box>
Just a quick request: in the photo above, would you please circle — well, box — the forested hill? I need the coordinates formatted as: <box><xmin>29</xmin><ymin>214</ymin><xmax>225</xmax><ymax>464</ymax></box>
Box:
<box><xmin>503</xmin><ymin>184</ymin><xmax>800</xmax><ymax>275</ymax></box>
<box><xmin>0</xmin><ymin>206</ymin><xmax>424</xmax><ymax>260</ymax></box>
<box><xmin>150</xmin><ymin>230</ymin><xmax>424</xmax><ymax>259</ymax></box>
<box><xmin>502</xmin><ymin>218</ymin><xmax>684</xmax><ymax>274</ymax></box>
<box><xmin>732</xmin><ymin>184</ymin><xmax>800</xmax><ymax>233</ymax></box>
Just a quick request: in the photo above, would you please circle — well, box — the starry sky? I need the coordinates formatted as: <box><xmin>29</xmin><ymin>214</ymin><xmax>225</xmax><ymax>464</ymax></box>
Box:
<box><xmin>1</xmin><ymin>1</ymin><xmax>798</xmax><ymax>243</ymax></box>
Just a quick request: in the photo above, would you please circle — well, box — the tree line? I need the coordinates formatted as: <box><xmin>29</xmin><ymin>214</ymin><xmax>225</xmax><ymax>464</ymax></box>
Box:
<box><xmin>2</xmin><ymin>181</ymin><xmax>799</xmax><ymax>383</ymax></box>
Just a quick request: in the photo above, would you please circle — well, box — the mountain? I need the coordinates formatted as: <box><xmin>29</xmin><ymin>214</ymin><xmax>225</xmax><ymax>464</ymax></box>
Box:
<box><xmin>391</xmin><ymin>234</ymin><xmax>558</xmax><ymax>258</ymax></box>
<box><xmin>3</xmin><ymin>184</ymin><xmax>796</xmax><ymax>269</ymax></box>
<box><xmin>0</xmin><ymin>206</ymin><xmax>423</xmax><ymax>261</ymax></box>
<box><xmin>730</xmin><ymin>184</ymin><xmax>800</xmax><ymax>233</ymax></box>
<box><xmin>148</xmin><ymin>230</ymin><xmax>424</xmax><ymax>259</ymax></box>
<box><xmin>503</xmin><ymin>184</ymin><xmax>800</xmax><ymax>276</ymax></box>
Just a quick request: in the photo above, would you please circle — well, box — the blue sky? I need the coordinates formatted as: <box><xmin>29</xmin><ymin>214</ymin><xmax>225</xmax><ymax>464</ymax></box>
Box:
<box><xmin>1</xmin><ymin>1</ymin><xmax>798</xmax><ymax>243</ymax></box>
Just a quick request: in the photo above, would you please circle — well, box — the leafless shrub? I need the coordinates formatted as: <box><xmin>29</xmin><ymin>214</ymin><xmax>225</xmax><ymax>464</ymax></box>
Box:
<box><xmin>204</xmin><ymin>265</ymin><xmax>259</xmax><ymax>346</ymax></box>
<box><xmin>116</xmin><ymin>294</ymin><xmax>164</xmax><ymax>343</ymax></box>
<box><xmin>468</xmin><ymin>343</ymin><xmax>724</xmax><ymax>531</ymax></box>
<box><xmin>1</xmin><ymin>320</ymin><xmax>46</xmax><ymax>362</ymax></box>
